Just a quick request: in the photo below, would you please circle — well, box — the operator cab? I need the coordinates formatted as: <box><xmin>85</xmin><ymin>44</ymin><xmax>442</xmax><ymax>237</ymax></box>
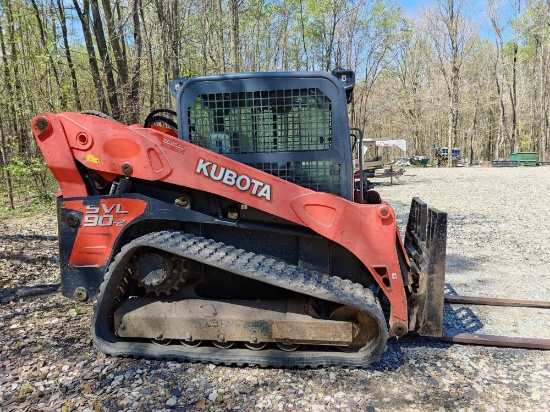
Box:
<box><xmin>169</xmin><ymin>71</ymin><xmax>357</xmax><ymax>201</ymax></box>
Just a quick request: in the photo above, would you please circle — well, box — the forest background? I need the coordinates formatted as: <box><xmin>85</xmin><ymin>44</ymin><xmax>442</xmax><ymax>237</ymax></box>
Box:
<box><xmin>0</xmin><ymin>0</ymin><xmax>549</xmax><ymax>209</ymax></box>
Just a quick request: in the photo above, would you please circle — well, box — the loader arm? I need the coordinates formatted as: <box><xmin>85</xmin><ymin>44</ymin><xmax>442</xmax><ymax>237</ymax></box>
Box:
<box><xmin>32</xmin><ymin>112</ymin><xmax>411</xmax><ymax>336</ymax></box>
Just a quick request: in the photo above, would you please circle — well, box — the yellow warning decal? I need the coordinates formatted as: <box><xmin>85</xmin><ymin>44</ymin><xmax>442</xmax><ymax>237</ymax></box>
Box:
<box><xmin>86</xmin><ymin>154</ymin><xmax>100</xmax><ymax>164</ymax></box>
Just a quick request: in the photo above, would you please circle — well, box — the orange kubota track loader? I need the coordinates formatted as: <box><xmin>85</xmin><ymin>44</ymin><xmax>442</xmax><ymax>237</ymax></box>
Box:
<box><xmin>30</xmin><ymin>71</ymin><xmax>448</xmax><ymax>367</ymax></box>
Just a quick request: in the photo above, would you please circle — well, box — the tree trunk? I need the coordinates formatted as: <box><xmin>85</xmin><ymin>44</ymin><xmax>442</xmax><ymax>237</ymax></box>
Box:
<box><xmin>155</xmin><ymin>0</ymin><xmax>180</xmax><ymax>82</ymax></box>
<box><xmin>469</xmin><ymin>98</ymin><xmax>479</xmax><ymax>165</ymax></box>
<box><xmin>494</xmin><ymin>46</ymin><xmax>509</xmax><ymax>160</ymax></box>
<box><xmin>0</xmin><ymin>110</ymin><xmax>14</xmax><ymax>210</ymax></box>
<box><xmin>171</xmin><ymin>0</ymin><xmax>180</xmax><ymax>81</ymax></box>
<box><xmin>508</xmin><ymin>42</ymin><xmax>518</xmax><ymax>153</ymax></box>
<box><xmin>541</xmin><ymin>40</ymin><xmax>549</xmax><ymax>162</ymax></box>
<box><xmin>130</xmin><ymin>0</ymin><xmax>143</xmax><ymax>124</ymax></box>
<box><xmin>6</xmin><ymin>2</ymin><xmax>24</xmax><ymax>151</ymax></box>
<box><xmin>0</xmin><ymin>16</ymin><xmax>17</xmax><ymax>138</ymax></box>
<box><xmin>73</xmin><ymin>0</ymin><xmax>109</xmax><ymax>113</ymax></box>
<box><xmin>199</xmin><ymin>1</ymin><xmax>210</xmax><ymax>74</ymax></box>
<box><xmin>217</xmin><ymin>0</ymin><xmax>226</xmax><ymax>73</ymax></box>
<box><xmin>116</xmin><ymin>1</ymin><xmax>129</xmax><ymax>72</ymax></box>
<box><xmin>56</xmin><ymin>0</ymin><xmax>82</xmax><ymax>111</ymax></box>
<box><xmin>90</xmin><ymin>0</ymin><xmax>120</xmax><ymax>119</ymax></box>
<box><xmin>102</xmin><ymin>0</ymin><xmax>129</xmax><ymax>108</ymax></box>
<box><xmin>30</xmin><ymin>0</ymin><xmax>65</xmax><ymax>110</ymax></box>
<box><xmin>529</xmin><ymin>47</ymin><xmax>537</xmax><ymax>152</ymax></box>
<box><xmin>325</xmin><ymin>6</ymin><xmax>339</xmax><ymax>71</ymax></box>
<box><xmin>138</xmin><ymin>2</ymin><xmax>156</xmax><ymax>110</ymax></box>
<box><xmin>299</xmin><ymin>0</ymin><xmax>309</xmax><ymax>70</ymax></box>
<box><xmin>229</xmin><ymin>0</ymin><xmax>241</xmax><ymax>71</ymax></box>
<box><xmin>447</xmin><ymin>0</ymin><xmax>460</xmax><ymax>168</ymax></box>
<box><xmin>0</xmin><ymin>2</ymin><xmax>18</xmax><ymax>198</ymax></box>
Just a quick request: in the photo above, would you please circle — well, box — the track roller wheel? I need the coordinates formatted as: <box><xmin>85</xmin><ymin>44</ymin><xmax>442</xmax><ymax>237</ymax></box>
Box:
<box><xmin>329</xmin><ymin>306</ymin><xmax>379</xmax><ymax>353</ymax></box>
<box><xmin>151</xmin><ymin>338</ymin><xmax>172</xmax><ymax>346</ymax></box>
<box><xmin>179</xmin><ymin>340</ymin><xmax>202</xmax><ymax>348</ymax></box>
<box><xmin>276</xmin><ymin>343</ymin><xmax>300</xmax><ymax>352</ymax></box>
<box><xmin>244</xmin><ymin>342</ymin><xmax>267</xmax><ymax>351</ymax></box>
<box><xmin>212</xmin><ymin>341</ymin><xmax>234</xmax><ymax>349</ymax></box>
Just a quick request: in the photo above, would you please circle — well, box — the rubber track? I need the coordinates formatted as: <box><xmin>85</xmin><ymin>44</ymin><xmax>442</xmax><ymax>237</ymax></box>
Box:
<box><xmin>92</xmin><ymin>231</ymin><xmax>389</xmax><ymax>367</ymax></box>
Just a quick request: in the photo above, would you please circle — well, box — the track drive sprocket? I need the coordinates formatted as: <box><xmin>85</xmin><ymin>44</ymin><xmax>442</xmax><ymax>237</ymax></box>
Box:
<box><xmin>129</xmin><ymin>250</ymin><xmax>187</xmax><ymax>295</ymax></box>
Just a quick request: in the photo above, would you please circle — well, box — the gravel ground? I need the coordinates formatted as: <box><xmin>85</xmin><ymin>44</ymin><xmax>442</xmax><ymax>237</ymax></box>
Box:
<box><xmin>381</xmin><ymin>166</ymin><xmax>550</xmax><ymax>340</ymax></box>
<box><xmin>1</xmin><ymin>166</ymin><xmax>549</xmax><ymax>412</ymax></box>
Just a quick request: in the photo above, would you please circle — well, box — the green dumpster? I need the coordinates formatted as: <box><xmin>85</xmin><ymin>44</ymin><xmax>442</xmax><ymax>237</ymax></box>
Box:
<box><xmin>509</xmin><ymin>152</ymin><xmax>537</xmax><ymax>166</ymax></box>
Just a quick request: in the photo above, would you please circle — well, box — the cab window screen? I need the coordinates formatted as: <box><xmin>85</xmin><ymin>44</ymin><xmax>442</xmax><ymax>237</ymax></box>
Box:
<box><xmin>245</xmin><ymin>161</ymin><xmax>340</xmax><ymax>195</ymax></box>
<box><xmin>188</xmin><ymin>88</ymin><xmax>332</xmax><ymax>154</ymax></box>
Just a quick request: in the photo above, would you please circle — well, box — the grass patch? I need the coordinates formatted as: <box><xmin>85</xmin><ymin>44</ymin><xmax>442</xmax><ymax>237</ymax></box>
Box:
<box><xmin>0</xmin><ymin>197</ymin><xmax>56</xmax><ymax>220</ymax></box>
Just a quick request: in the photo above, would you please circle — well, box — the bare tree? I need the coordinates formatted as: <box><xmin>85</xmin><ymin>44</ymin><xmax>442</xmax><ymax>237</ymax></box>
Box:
<box><xmin>0</xmin><ymin>20</ymin><xmax>14</xmax><ymax>209</ymax></box>
<box><xmin>393</xmin><ymin>28</ymin><xmax>427</xmax><ymax>154</ymax></box>
<box><xmin>90</xmin><ymin>0</ymin><xmax>120</xmax><ymax>119</ymax></box>
<box><xmin>487</xmin><ymin>0</ymin><xmax>510</xmax><ymax>161</ymax></box>
<box><xmin>30</xmin><ymin>0</ymin><xmax>65</xmax><ymax>110</ymax></box>
<box><xmin>102</xmin><ymin>0</ymin><xmax>129</xmax><ymax>118</ymax></box>
<box><xmin>229</xmin><ymin>0</ymin><xmax>241</xmax><ymax>71</ymax></box>
<box><xmin>73</xmin><ymin>0</ymin><xmax>109</xmax><ymax>113</ymax></box>
<box><xmin>535</xmin><ymin>0</ymin><xmax>550</xmax><ymax>162</ymax></box>
<box><xmin>216</xmin><ymin>0</ymin><xmax>227</xmax><ymax>73</ymax></box>
<box><xmin>541</xmin><ymin>37</ymin><xmax>550</xmax><ymax>162</ymax></box>
<box><xmin>353</xmin><ymin>0</ymin><xmax>405</xmax><ymax>130</ymax></box>
<box><xmin>56</xmin><ymin>0</ymin><xmax>81</xmax><ymax>111</ymax></box>
<box><xmin>423</xmin><ymin>0</ymin><xmax>475</xmax><ymax>166</ymax></box>
<box><xmin>130</xmin><ymin>0</ymin><xmax>143</xmax><ymax>124</ymax></box>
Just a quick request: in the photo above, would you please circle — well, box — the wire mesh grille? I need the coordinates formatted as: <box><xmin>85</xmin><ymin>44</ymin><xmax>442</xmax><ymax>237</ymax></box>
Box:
<box><xmin>187</xmin><ymin>87</ymin><xmax>339</xmax><ymax>195</ymax></box>
<box><xmin>188</xmin><ymin>88</ymin><xmax>332</xmax><ymax>154</ymax></box>
<box><xmin>245</xmin><ymin>161</ymin><xmax>340</xmax><ymax>195</ymax></box>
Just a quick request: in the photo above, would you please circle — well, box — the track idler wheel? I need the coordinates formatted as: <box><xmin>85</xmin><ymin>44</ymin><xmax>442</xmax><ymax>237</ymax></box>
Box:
<box><xmin>329</xmin><ymin>306</ymin><xmax>380</xmax><ymax>353</ymax></box>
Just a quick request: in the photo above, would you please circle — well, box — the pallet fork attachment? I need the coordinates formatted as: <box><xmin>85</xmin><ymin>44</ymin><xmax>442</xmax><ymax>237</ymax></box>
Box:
<box><xmin>405</xmin><ymin>198</ymin><xmax>550</xmax><ymax>350</ymax></box>
<box><xmin>441</xmin><ymin>297</ymin><xmax>550</xmax><ymax>350</ymax></box>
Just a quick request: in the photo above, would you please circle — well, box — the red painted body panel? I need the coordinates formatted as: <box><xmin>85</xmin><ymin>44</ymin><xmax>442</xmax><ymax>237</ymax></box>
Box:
<box><xmin>31</xmin><ymin>113</ymin><xmax>411</xmax><ymax>332</ymax></box>
<box><xmin>62</xmin><ymin>198</ymin><xmax>148</xmax><ymax>267</ymax></box>
<box><xmin>31</xmin><ymin>114</ymin><xmax>87</xmax><ymax>198</ymax></box>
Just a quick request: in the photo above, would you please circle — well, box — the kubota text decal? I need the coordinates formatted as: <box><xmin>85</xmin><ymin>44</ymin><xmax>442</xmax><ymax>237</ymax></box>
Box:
<box><xmin>196</xmin><ymin>158</ymin><xmax>272</xmax><ymax>201</ymax></box>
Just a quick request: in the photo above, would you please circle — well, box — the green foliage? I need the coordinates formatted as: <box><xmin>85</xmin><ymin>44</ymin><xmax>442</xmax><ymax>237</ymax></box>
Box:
<box><xmin>74</xmin><ymin>304</ymin><xmax>84</xmax><ymax>316</ymax></box>
<box><xmin>0</xmin><ymin>0</ymin><xmax>547</xmax><ymax>172</ymax></box>
<box><xmin>517</xmin><ymin>41</ymin><xmax>537</xmax><ymax>62</ymax></box>
<box><xmin>512</xmin><ymin>0</ymin><xmax>550</xmax><ymax>62</ymax></box>
<box><xmin>519</xmin><ymin>134</ymin><xmax>531</xmax><ymax>151</ymax></box>
<box><xmin>5</xmin><ymin>156</ymin><xmax>53</xmax><ymax>199</ymax></box>
<box><xmin>5</xmin><ymin>157</ymin><xmax>45</xmax><ymax>178</ymax></box>
<box><xmin>502</xmin><ymin>40</ymin><xmax>519</xmax><ymax>58</ymax></box>
<box><xmin>0</xmin><ymin>154</ymin><xmax>56</xmax><ymax>217</ymax></box>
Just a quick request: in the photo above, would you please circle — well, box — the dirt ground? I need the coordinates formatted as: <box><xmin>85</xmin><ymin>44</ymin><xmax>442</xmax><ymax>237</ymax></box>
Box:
<box><xmin>1</xmin><ymin>166</ymin><xmax>549</xmax><ymax>411</ymax></box>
